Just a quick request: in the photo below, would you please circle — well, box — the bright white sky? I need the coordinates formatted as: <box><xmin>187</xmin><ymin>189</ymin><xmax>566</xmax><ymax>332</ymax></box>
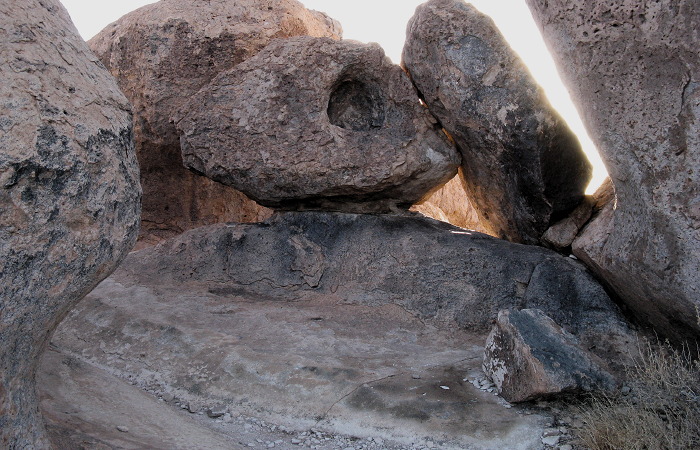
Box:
<box><xmin>60</xmin><ymin>0</ymin><xmax>606</xmax><ymax>192</ymax></box>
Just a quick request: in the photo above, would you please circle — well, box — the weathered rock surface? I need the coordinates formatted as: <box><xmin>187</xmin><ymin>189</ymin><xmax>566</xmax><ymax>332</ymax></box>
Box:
<box><xmin>403</xmin><ymin>0</ymin><xmax>592</xmax><ymax>244</ymax></box>
<box><xmin>483</xmin><ymin>309</ymin><xmax>617</xmax><ymax>403</ymax></box>
<box><xmin>118</xmin><ymin>211</ymin><xmax>634</xmax><ymax>368</ymax></box>
<box><xmin>411</xmin><ymin>168</ymin><xmax>490</xmax><ymax>234</ymax></box>
<box><xmin>176</xmin><ymin>37</ymin><xmax>460</xmax><ymax>212</ymax></box>
<box><xmin>526</xmin><ymin>0</ymin><xmax>700</xmax><ymax>342</ymax></box>
<box><xmin>89</xmin><ymin>0</ymin><xmax>338</xmax><ymax>241</ymax></box>
<box><xmin>0</xmin><ymin>0</ymin><xmax>141</xmax><ymax>447</ymax></box>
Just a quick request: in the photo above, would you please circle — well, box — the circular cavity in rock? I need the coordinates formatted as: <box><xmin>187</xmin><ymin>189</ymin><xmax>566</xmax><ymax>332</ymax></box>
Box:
<box><xmin>176</xmin><ymin>37</ymin><xmax>460</xmax><ymax>213</ymax></box>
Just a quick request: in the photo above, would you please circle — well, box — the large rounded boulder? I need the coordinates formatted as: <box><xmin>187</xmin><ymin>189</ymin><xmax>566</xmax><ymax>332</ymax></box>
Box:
<box><xmin>526</xmin><ymin>0</ymin><xmax>700</xmax><ymax>343</ymax></box>
<box><xmin>0</xmin><ymin>0</ymin><xmax>141</xmax><ymax>447</ymax></box>
<box><xmin>176</xmin><ymin>37</ymin><xmax>461</xmax><ymax>212</ymax></box>
<box><xmin>403</xmin><ymin>0</ymin><xmax>592</xmax><ymax>244</ymax></box>
<box><xmin>89</xmin><ymin>0</ymin><xmax>341</xmax><ymax>241</ymax></box>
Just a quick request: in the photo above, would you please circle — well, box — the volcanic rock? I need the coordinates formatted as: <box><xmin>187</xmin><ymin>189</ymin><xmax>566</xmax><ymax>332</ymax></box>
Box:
<box><xmin>176</xmin><ymin>37</ymin><xmax>460</xmax><ymax>212</ymax></box>
<box><xmin>89</xmin><ymin>0</ymin><xmax>340</xmax><ymax>241</ymax></box>
<box><xmin>483</xmin><ymin>309</ymin><xmax>617</xmax><ymax>403</ymax></box>
<box><xmin>0</xmin><ymin>0</ymin><xmax>141</xmax><ymax>446</ymax></box>
<box><xmin>119</xmin><ymin>211</ymin><xmax>634</xmax><ymax>366</ymax></box>
<box><xmin>526</xmin><ymin>0</ymin><xmax>700</xmax><ymax>342</ymax></box>
<box><xmin>411</xmin><ymin>168</ymin><xmax>490</xmax><ymax>233</ymax></box>
<box><xmin>403</xmin><ymin>0</ymin><xmax>592</xmax><ymax>244</ymax></box>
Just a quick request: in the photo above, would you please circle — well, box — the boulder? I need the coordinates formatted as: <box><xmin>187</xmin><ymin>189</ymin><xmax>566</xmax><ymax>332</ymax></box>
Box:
<box><xmin>175</xmin><ymin>37</ymin><xmax>460</xmax><ymax>212</ymax></box>
<box><xmin>410</xmin><ymin>168</ymin><xmax>490</xmax><ymax>234</ymax></box>
<box><xmin>402</xmin><ymin>0</ymin><xmax>592</xmax><ymax>244</ymax></box>
<box><xmin>89</xmin><ymin>0</ymin><xmax>340</xmax><ymax>241</ymax></box>
<box><xmin>0</xmin><ymin>0</ymin><xmax>141</xmax><ymax>446</ymax></box>
<box><xmin>483</xmin><ymin>309</ymin><xmax>617</xmax><ymax>403</ymax></box>
<box><xmin>526</xmin><ymin>0</ymin><xmax>700</xmax><ymax>342</ymax></box>
<box><xmin>120</xmin><ymin>211</ymin><xmax>635</xmax><ymax>367</ymax></box>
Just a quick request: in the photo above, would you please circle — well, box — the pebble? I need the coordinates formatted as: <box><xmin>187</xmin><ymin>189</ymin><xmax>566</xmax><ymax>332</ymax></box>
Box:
<box><xmin>542</xmin><ymin>428</ymin><xmax>560</xmax><ymax>437</ymax></box>
<box><xmin>621</xmin><ymin>385</ymin><xmax>632</xmax><ymax>394</ymax></box>
<box><xmin>206</xmin><ymin>405</ymin><xmax>228</xmax><ymax>418</ymax></box>
<box><xmin>558</xmin><ymin>445</ymin><xmax>573</xmax><ymax>450</ymax></box>
<box><xmin>542</xmin><ymin>435</ymin><xmax>561</xmax><ymax>446</ymax></box>
<box><xmin>439</xmin><ymin>385</ymin><xmax>450</xmax><ymax>390</ymax></box>
<box><xmin>291</xmin><ymin>439</ymin><xmax>301</xmax><ymax>445</ymax></box>
<box><xmin>116</xmin><ymin>425</ymin><xmax>129</xmax><ymax>433</ymax></box>
<box><xmin>412</xmin><ymin>374</ymin><xmax>421</xmax><ymax>379</ymax></box>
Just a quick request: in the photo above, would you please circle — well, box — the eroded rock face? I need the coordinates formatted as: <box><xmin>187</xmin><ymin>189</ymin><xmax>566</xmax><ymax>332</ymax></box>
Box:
<box><xmin>403</xmin><ymin>0</ymin><xmax>591</xmax><ymax>244</ymax></box>
<box><xmin>410</xmin><ymin>168</ymin><xmax>490</xmax><ymax>233</ymax></box>
<box><xmin>0</xmin><ymin>0</ymin><xmax>141</xmax><ymax>446</ymax></box>
<box><xmin>483</xmin><ymin>309</ymin><xmax>617</xmax><ymax>403</ymax></box>
<box><xmin>89</xmin><ymin>0</ymin><xmax>339</xmax><ymax>241</ymax></box>
<box><xmin>121</xmin><ymin>212</ymin><xmax>635</xmax><ymax>369</ymax></box>
<box><xmin>526</xmin><ymin>0</ymin><xmax>700</xmax><ymax>342</ymax></box>
<box><xmin>176</xmin><ymin>37</ymin><xmax>460</xmax><ymax>212</ymax></box>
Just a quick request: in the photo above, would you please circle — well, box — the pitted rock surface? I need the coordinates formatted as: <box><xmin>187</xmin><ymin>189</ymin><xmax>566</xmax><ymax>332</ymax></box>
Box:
<box><xmin>0</xmin><ymin>0</ymin><xmax>141</xmax><ymax>446</ymax></box>
<box><xmin>526</xmin><ymin>0</ymin><xmax>700</xmax><ymax>342</ymax></box>
<box><xmin>176</xmin><ymin>37</ymin><xmax>461</xmax><ymax>212</ymax></box>
<box><xmin>483</xmin><ymin>309</ymin><xmax>616</xmax><ymax>403</ymax></box>
<box><xmin>89</xmin><ymin>0</ymin><xmax>340</xmax><ymax>241</ymax></box>
<box><xmin>403</xmin><ymin>0</ymin><xmax>591</xmax><ymax>244</ymax></box>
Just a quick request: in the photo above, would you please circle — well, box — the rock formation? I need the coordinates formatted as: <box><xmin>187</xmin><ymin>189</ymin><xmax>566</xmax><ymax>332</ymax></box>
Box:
<box><xmin>483</xmin><ymin>309</ymin><xmax>616</xmax><ymax>402</ymax></box>
<box><xmin>117</xmin><ymin>212</ymin><xmax>635</xmax><ymax>368</ymax></box>
<box><xmin>526</xmin><ymin>0</ymin><xmax>700</xmax><ymax>343</ymax></box>
<box><xmin>410</xmin><ymin>168</ymin><xmax>490</xmax><ymax>233</ymax></box>
<box><xmin>176</xmin><ymin>37</ymin><xmax>460</xmax><ymax>212</ymax></box>
<box><xmin>89</xmin><ymin>0</ymin><xmax>341</xmax><ymax>242</ymax></box>
<box><xmin>0</xmin><ymin>0</ymin><xmax>141</xmax><ymax>447</ymax></box>
<box><xmin>403</xmin><ymin>0</ymin><xmax>592</xmax><ymax>244</ymax></box>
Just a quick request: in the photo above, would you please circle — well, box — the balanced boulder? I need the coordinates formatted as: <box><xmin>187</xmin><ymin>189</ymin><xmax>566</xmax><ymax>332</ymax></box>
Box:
<box><xmin>0</xmin><ymin>0</ymin><xmax>141</xmax><ymax>446</ymax></box>
<box><xmin>526</xmin><ymin>0</ymin><xmax>700</xmax><ymax>343</ymax></box>
<box><xmin>176</xmin><ymin>37</ymin><xmax>461</xmax><ymax>212</ymax></box>
<box><xmin>403</xmin><ymin>0</ymin><xmax>592</xmax><ymax>244</ymax></box>
<box><xmin>89</xmin><ymin>0</ymin><xmax>340</xmax><ymax>241</ymax></box>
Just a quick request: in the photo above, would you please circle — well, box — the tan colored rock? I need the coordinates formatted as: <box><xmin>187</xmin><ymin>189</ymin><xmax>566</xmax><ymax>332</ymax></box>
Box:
<box><xmin>403</xmin><ymin>0</ymin><xmax>591</xmax><ymax>244</ymax></box>
<box><xmin>411</xmin><ymin>168</ymin><xmax>491</xmax><ymax>234</ymax></box>
<box><xmin>527</xmin><ymin>0</ymin><xmax>700</xmax><ymax>342</ymax></box>
<box><xmin>0</xmin><ymin>0</ymin><xmax>141</xmax><ymax>446</ymax></box>
<box><xmin>89</xmin><ymin>0</ymin><xmax>339</xmax><ymax>241</ymax></box>
<box><xmin>176</xmin><ymin>37</ymin><xmax>461</xmax><ymax>212</ymax></box>
<box><xmin>483</xmin><ymin>309</ymin><xmax>617</xmax><ymax>403</ymax></box>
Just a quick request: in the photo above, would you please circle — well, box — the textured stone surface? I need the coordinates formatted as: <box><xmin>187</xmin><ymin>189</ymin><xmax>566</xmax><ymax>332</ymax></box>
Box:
<box><xmin>403</xmin><ymin>0</ymin><xmax>591</xmax><ymax>244</ymax></box>
<box><xmin>176</xmin><ymin>37</ymin><xmax>460</xmax><ymax>212</ymax></box>
<box><xmin>0</xmin><ymin>0</ymin><xmax>141</xmax><ymax>447</ymax></box>
<box><xmin>526</xmin><ymin>0</ymin><xmax>700</xmax><ymax>342</ymax></box>
<box><xmin>89</xmin><ymin>0</ymin><xmax>338</xmax><ymax>240</ymax></box>
<box><xmin>118</xmin><ymin>211</ymin><xmax>635</xmax><ymax>368</ymax></box>
<box><xmin>483</xmin><ymin>309</ymin><xmax>617</xmax><ymax>403</ymax></box>
<box><xmin>411</xmin><ymin>168</ymin><xmax>490</xmax><ymax>233</ymax></box>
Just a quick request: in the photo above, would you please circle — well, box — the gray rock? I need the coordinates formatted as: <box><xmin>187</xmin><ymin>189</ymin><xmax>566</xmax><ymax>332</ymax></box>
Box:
<box><xmin>206</xmin><ymin>405</ymin><xmax>228</xmax><ymax>418</ymax></box>
<box><xmin>121</xmin><ymin>211</ymin><xmax>633</xmax><ymax>363</ymax></box>
<box><xmin>402</xmin><ymin>0</ymin><xmax>591</xmax><ymax>244</ymax></box>
<box><xmin>176</xmin><ymin>37</ymin><xmax>460</xmax><ymax>213</ymax></box>
<box><xmin>0</xmin><ymin>0</ymin><xmax>141</xmax><ymax>447</ymax></box>
<box><xmin>89</xmin><ymin>0</ymin><xmax>340</xmax><ymax>243</ymax></box>
<box><xmin>483</xmin><ymin>309</ymin><xmax>617</xmax><ymax>403</ymax></box>
<box><xmin>526</xmin><ymin>0</ymin><xmax>700</xmax><ymax>343</ymax></box>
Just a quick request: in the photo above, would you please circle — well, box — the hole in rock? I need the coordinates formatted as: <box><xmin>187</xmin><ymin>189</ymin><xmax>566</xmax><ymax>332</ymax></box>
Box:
<box><xmin>327</xmin><ymin>79</ymin><xmax>385</xmax><ymax>131</ymax></box>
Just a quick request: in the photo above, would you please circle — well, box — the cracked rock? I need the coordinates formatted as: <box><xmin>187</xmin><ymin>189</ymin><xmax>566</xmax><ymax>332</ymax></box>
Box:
<box><xmin>0</xmin><ymin>0</ymin><xmax>141</xmax><ymax>447</ymax></box>
<box><xmin>403</xmin><ymin>0</ymin><xmax>591</xmax><ymax>244</ymax></box>
<box><xmin>483</xmin><ymin>309</ymin><xmax>617</xmax><ymax>402</ymax></box>
<box><xmin>176</xmin><ymin>37</ymin><xmax>460</xmax><ymax>213</ymax></box>
<box><xmin>89</xmin><ymin>0</ymin><xmax>341</xmax><ymax>243</ymax></box>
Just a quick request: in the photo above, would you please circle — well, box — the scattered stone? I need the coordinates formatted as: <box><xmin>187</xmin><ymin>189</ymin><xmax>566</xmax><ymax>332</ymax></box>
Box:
<box><xmin>412</xmin><ymin>374</ymin><xmax>422</xmax><ymax>379</ymax></box>
<box><xmin>88</xmin><ymin>0</ymin><xmax>341</xmax><ymax>243</ymax></box>
<box><xmin>176</xmin><ymin>37</ymin><xmax>460</xmax><ymax>213</ymax></box>
<box><xmin>526</xmin><ymin>0</ymin><xmax>700</xmax><ymax>343</ymax></box>
<box><xmin>206</xmin><ymin>405</ymin><xmax>228</xmax><ymax>418</ymax></box>
<box><xmin>0</xmin><ymin>0</ymin><xmax>141</xmax><ymax>446</ymax></box>
<box><xmin>162</xmin><ymin>393</ymin><xmax>175</xmax><ymax>402</ymax></box>
<box><xmin>440</xmin><ymin>385</ymin><xmax>450</xmax><ymax>390</ymax></box>
<box><xmin>483</xmin><ymin>309</ymin><xmax>617</xmax><ymax>402</ymax></box>
<box><xmin>558</xmin><ymin>445</ymin><xmax>573</xmax><ymax>450</ymax></box>
<box><xmin>541</xmin><ymin>435</ymin><xmax>560</xmax><ymax>446</ymax></box>
<box><xmin>403</xmin><ymin>0</ymin><xmax>591</xmax><ymax>244</ymax></box>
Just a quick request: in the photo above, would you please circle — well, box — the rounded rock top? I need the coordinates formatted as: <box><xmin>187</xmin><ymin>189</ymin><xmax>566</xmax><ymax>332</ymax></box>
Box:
<box><xmin>175</xmin><ymin>36</ymin><xmax>460</xmax><ymax>213</ymax></box>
